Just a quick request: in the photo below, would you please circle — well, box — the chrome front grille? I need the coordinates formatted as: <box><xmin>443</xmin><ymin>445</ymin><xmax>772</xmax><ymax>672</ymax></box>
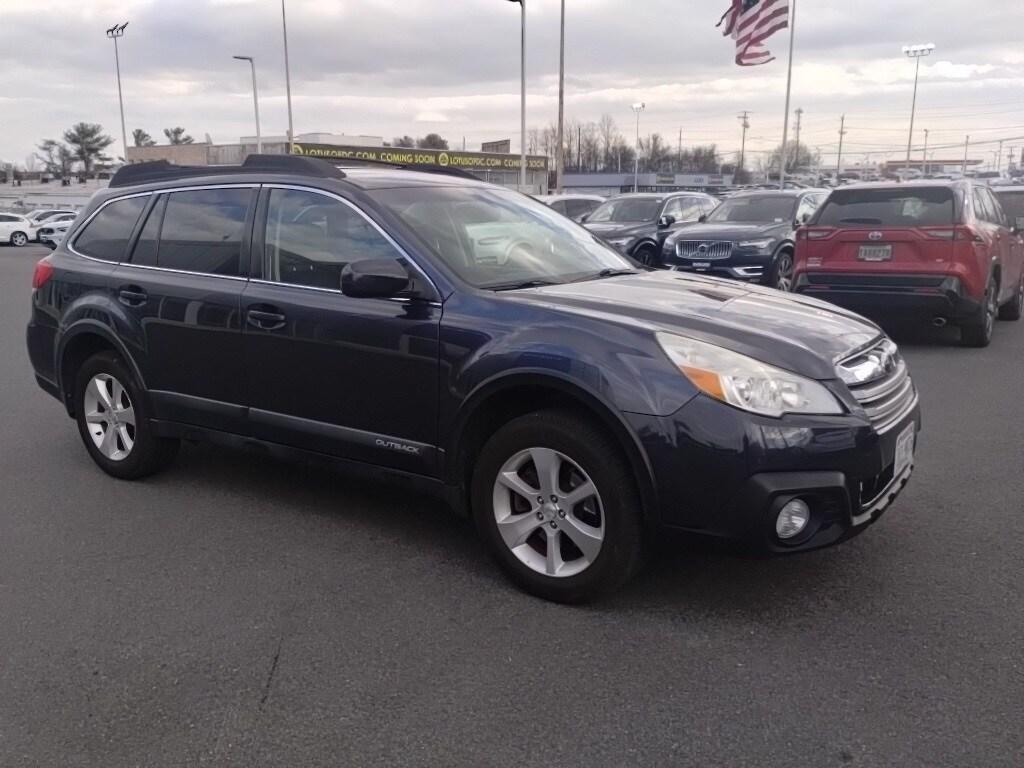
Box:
<box><xmin>839</xmin><ymin>340</ymin><xmax>918</xmax><ymax>434</ymax></box>
<box><xmin>675</xmin><ymin>240</ymin><xmax>733</xmax><ymax>260</ymax></box>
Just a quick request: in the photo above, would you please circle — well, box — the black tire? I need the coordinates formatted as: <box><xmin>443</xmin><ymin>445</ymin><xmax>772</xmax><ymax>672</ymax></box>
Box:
<box><xmin>769</xmin><ymin>250</ymin><xmax>795</xmax><ymax>291</ymax></box>
<box><xmin>471</xmin><ymin>409</ymin><xmax>645</xmax><ymax>603</ymax></box>
<box><xmin>961</xmin><ymin>275</ymin><xmax>998</xmax><ymax>348</ymax></box>
<box><xmin>10</xmin><ymin>231</ymin><xmax>28</xmax><ymax>247</ymax></box>
<box><xmin>633</xmin><ymin>244</ymin><xmax>658</xmax><ymax>268</ymax></box>
<box><xmin>997</xmin><ymin>273</ymin><xmax>1023</xmax><ymax>321</ymax></box>
<box><xmin>73</xmin><ymin>351</ymin><xmax>179</xmax><ymax>479</ymax></box>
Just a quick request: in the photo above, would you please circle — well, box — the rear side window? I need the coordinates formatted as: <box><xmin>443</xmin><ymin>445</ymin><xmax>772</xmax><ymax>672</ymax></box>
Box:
<box><xmin>156</xmin><ymin>188</ymin><xmax>253</xmax><ymax>276</ymax></box>
<box><xmin>548</xmin><ymin>200</ymin><xmax>568</xmax><ymax>215</ymax></box>
<box><xmin>74</xmin><ymin>196</ymin><xmax>147</xmax><ymax>262</ymax></box>
<box><xmin>994</xmin><ymin>191</ymin><xmax>1024</xmax><ymax>223</ymax></box>
<box><xmin>815</xmin><ymin>188</ymin><xmax>955</xmax><ymax>227</ymax></box>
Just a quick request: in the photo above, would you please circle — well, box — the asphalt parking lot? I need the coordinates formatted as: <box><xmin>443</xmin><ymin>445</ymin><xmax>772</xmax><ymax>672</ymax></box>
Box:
<box><xmin>1</xmin><ymin>244</ymin><xmax>1021</xmax><ymax>767</ymax></box>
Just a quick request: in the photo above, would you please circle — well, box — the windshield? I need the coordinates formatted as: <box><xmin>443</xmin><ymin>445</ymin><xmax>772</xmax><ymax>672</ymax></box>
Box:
<box><xmin>815</xmin><ymin>187</ymin><xmax>955</xmax><ymax>227</ymax></box>
<box><xmin>586</xmin><ymin>197</ymin><xmax>662</xmax><ymax>223</ymax></box>
<box><xmin>370</xmin><ymin>186</ymin><xmax>633</xmax><ymax>289</ymax></box>
<box><xmin>706</xmin><ymin>196</ymin><xmax>796</xmax><ymax>223</ymax></box>
<box><xmin>994</xmin><ymin>191</ymin><xmax>1024</xmax><ymax>222</ymax></box>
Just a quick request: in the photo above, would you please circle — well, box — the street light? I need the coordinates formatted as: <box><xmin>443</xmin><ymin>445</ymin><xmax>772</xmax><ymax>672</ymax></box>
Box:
<box><xmin>507</xmin><ymin>0</ymin><xmax>526</xmax><ymax>191</ymax></box>
<box><xmin>632</xmin><ymin>102</ymin><xmax>645</xmax><ymax>193</ymax></box>
<box><xmin>105</xmin><ymin>22</ymin><xmax>129</xmax><ymax>162</ymax></box>
<box><xmin>902</xmin><ymin>43</ymin><xmax>935</xmax><ymax>177</ymax></box>
<box><xmin>233</xmin><ymin>55</ymin><xmax>262</xmax><ymax>155</ymax></box>
<box><xmin>281</xmin><ymin>0</ymin><xmax>295</xmax><ymax>154</ymax></box>
<box><xmin>555</xmin><ymin>0</ymin><xmax>565</xmax><ymax>192</ymax></box>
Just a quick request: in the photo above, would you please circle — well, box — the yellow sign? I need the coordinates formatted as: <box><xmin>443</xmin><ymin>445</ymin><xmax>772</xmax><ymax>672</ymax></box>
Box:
<box><xmin>290</xmin><ymin>143</ymin><xmax>548</xmax><ymax>172</ymax></box>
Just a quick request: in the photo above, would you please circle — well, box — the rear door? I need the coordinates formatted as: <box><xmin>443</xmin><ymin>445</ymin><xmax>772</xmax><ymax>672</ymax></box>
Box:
<box><xmin>981</xmin><ymin>187</ymin><xmax>1020</xmax><ymax>302</ymax></box>
<box><xmin>113</xmin><ymin>185</ymin><xmax>256</xmax><ymax>432</ymax></box>
<box><xmin>805</xmin><ymin>186</ymin><xmax>956</xmax><ymax>274</ymax></box>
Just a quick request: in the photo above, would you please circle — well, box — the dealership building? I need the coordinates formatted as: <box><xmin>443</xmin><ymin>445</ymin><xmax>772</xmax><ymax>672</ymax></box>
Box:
<box><xmin>124</xmin><ymin>133</ymin><xmax>550</xmax><ymax>193</ymax></box>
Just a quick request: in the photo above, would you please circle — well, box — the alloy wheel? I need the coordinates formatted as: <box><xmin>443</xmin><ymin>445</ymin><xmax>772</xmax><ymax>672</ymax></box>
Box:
<box><xmin>491</xmin><ymin>447</ymin><xmax>605</xmax><ymax>578</ymax></box>
<box><xmin>775</xmin><ymin>254</ymin><xmax>794</xmax><ymax>292</ymax></box>
<box><xmin>984</xmin><ymin>281</ymin><xmax>997</xmax><ymax>338</ymax></box>
<box><xmin>11</xmin><ymin>232</ymin><xmax>28</xmax><ymax>247</ymax></box>
<box><xmin>83</xmin><ymin>373</ymin><xmax>136</xmax><ymax>461</ymax></box>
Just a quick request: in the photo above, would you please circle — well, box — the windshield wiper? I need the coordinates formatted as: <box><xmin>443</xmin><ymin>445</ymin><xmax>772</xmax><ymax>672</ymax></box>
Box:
<box><xmin>487</xmin><ymin>278</ymin><xmax>561</xmax><ymax>291</ymax></box>
<box><xmin>570</xmin><ymin>268</ymin><xmax>639</xmax><ymax>283</ymax></box>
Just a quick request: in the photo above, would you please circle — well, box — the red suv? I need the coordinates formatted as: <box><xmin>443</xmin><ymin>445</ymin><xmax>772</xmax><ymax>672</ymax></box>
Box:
<box><xmin>794</xmin><ymin>181</ymin><xmax>1024</xmax><ymax>346</ymax></box>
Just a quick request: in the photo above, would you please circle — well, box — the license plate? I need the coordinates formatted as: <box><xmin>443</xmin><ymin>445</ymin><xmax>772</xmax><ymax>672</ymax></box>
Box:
<box><xmin>894</xmin><ymin>422</ymin><xmax>915</xmax><ymax>478</ymax></box>
<box><xmin>692</xmin><ymin>262</ymin><xmax>711</xmax><ymax>270</ymax></box>
<box><xmin>858</xmin><ymin>244</ymin><xmax>892</xmax><ymax>261</ymax></box>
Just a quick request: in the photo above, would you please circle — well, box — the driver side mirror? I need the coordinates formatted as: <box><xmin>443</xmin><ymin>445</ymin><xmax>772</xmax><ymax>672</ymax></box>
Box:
<box><xmin>658</xmin><ymin>214</ymin><xmax>676</xmax><ymax>229</ymax></box>
<box><xmin>794</xmin><ymin>212</ymin><xmax>811</xmax><ymax>228</ymax></box>
<box><xmin>698</xmin><ymin>214</ymin><xmax>708</xmax><ymax>223</ymax></box>
<box><xmin>340</xmin><ymin>258</ymin><xmax>410</xmax><ymax>298</ymax></box>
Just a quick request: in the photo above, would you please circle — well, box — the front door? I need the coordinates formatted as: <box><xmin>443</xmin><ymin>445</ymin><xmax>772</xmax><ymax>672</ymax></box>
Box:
<box><xmin>241</xmin><ymin>186</ymin><xmax>441</xmax><ymax>475</ymax></box>
<box><xmin>113</xmin><ymin>185</ymin><xmax>257</xmax><ymax>432</ymax></box>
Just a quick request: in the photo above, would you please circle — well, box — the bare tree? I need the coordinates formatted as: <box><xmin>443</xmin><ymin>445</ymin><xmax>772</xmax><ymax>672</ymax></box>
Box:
<box><xmin>596</xmin><ymin>114</ymin><xmax>618</xmax><ymax>170</ymax></box>
<box><xmin>24</xmin><ymin>154</ymin><xmax>38</xmax><ymax>173</ymax></box>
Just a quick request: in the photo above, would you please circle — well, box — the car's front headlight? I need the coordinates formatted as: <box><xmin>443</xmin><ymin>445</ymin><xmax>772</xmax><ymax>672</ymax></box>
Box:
<box><xmin>738</xmin><ymin>238</ymin><xmax>775</xmax><ymax>251</ymax></box>
<box><xmin>656</xmin><ymin>333</ymin><xmax>843</xmax><ymax>418</ymax></box>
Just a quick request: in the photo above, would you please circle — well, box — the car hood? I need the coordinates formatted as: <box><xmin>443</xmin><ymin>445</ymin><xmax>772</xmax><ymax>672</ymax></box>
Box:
<box><xmin>509</xmin><ymin>271</ymin><xmax>880</xmax><ymax>380</ymax></box>
<box><xmin>666</xmin><ymin>221</ymin><xmax>790</xmax><ymax>243</ymax></box>
<box><xmin>583</xmin><ymin>221</ymin><xmax>654</xmax><ymax>239</ymax></box>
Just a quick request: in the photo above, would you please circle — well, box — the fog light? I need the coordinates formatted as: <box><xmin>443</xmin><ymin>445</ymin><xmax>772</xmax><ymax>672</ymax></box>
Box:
<box><xmin>776</xmin><ymin>499</ymin><xmax>810</xmax><ymax>540</ymax></box>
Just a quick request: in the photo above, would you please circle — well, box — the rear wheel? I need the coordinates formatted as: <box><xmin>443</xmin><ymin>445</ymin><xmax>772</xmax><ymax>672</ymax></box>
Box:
<box><xmin>961</xmin><ymin>276</ymin><xmax>998</xmax><ymax>347</ymax></box>
<box><xmin>74</xmin><ymin>352</ymin><xmax>179</xmax><ymax>479</ymax></box>
<box><xmin>10</xmin><ymin>231</ymin><xmax>28</xmax><ymax>247</ymax></box>
<box><xmin>997</xmin><ymin>273</ymin><xmax>1023</xmax><ymax>321</ymax></box>
<box><xmin>471</xmin><ymin>410</ymin><xmax>645</xmax><ymax>603</ymax></box>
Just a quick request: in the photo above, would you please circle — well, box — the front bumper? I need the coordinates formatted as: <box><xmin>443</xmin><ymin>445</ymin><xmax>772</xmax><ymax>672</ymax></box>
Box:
<box><xmin>795</xmin><ymin>273</ymin><xmax>981</xmax><ymax>320</ymax></box>
<box><xmin>627</xmin><ymin>393</ymin><xmax>921</xmax><ymax>555</ymax></box>
<box><xmin>664</xmin><ymin>250</ymin><xmax>772</xmax><ymax>283</ymax></box>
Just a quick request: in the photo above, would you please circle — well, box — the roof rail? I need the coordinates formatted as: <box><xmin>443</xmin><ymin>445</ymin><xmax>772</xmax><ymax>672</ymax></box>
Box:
<box><xmin>334</xmin><ymin>156</ymin><xmax>480</xmax><ymax>181</ymax></box>
<box><xmin>108</xmin><ymin>154</ymin><xmax>346</xmax><ymax>188</ymax></box>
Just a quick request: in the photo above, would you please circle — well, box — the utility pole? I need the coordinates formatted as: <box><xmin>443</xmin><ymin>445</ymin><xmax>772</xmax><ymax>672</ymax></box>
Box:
<box><xmin>996</xmin><ymin>139</ymin><xmax>1004</xmax><ymax>176</ymax></box>
<box><xmin>793</xmin><ymin>107</ymin><xmax>803</xmax><ymax>173</ymax></box>
<box><xmin>281</xmin><ymin>0</ymin><xmax>295</xmax><ymax>154</ymax></box>
<box><xmin>922</xmin><ymin>129</ymin><xmax>929</xmax><ymax>175</ymax></box>
<box><xmin>678</xmin><ymin>127</ymin><xmax>683</xmax><ymax>171</ymax></box>
<box><xmin>837</xmin><ymin>114</ymin><xmax>847</xmax><ymax>180</ymax></box>
<box><xmin>962</xmin><ymin>135</ymin><xmax>970</xmax><ymax>175</ymax></box>
<box><xmin>738</xmin><ymin>111</ymin><xmax>750</xmax><ymax>181</ymax></box>
<box><xmin>577</xmin><ymin>124</ymin><xmax>582</xmax><ymax>171</ymax></box>
<box><xmin>555</xmin><ymin>0</ymin><xmax>565</xmax><ymax>192</ymax></box>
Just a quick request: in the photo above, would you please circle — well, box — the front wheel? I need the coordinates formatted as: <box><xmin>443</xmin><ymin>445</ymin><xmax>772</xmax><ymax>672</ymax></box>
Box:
<box><xmin>997</xmin><ymin>273</ymin><xmax>1023</xmax><ymax>321</ymax></box>
<box><xmin>471</xmin><ymin>410</ymin><xmax>645</xmax><ymax>603</ymax></box>
<box><xmin>633</xmin><ymin>244</ymin><xmax>658</xmax><ymax>268</ymax></box>
<box><xmin>770</xmin><ymin>251</ymin><xmax>794</xmax><ymax>292</ymax></box>
<box><xmin>10</xmin><ymin>231</ymin><xmax>28</xmax><ymax>247</ymax></box>
<box><xmin>74</xmin><ymin>352</ymin><xmax>180</xmax><ymax>479</ymax></box>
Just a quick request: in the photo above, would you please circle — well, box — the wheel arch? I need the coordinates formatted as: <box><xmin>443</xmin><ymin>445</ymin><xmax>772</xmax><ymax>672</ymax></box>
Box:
<box><xmin>56</xmin><ymin>322</ymin><xmax>147</xmax><ymax>417</ymax></box>
<box><xmin>445</xmin><ymin>371</ymin><xmax>659</xmax><ymax>524</ymax></box>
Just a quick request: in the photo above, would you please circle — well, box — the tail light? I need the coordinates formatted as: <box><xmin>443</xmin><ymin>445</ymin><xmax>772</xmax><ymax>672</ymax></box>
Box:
<box><xmin>922</xmin><ymin>226</ymin><xmax>983</xmax><ymax>242</ymax></box>
<box><xmin>32</xmin><ymin>256</ymin><xmax>55</xmax><ymax>290</ymax></box>
<box><xmin>801</xmin><ymin>227</ymin><xmax>835</xmax><ymax>241</ymax></box>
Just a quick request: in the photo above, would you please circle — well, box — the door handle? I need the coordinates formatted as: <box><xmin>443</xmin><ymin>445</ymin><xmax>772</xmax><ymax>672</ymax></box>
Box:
<box><xmin>246</xmin><ymin>308</ymin><xmax>287</xmax><ymax>331</ymax></box>
<box><xmin>117</xmin><ymin>286</ymin><xmax>148</xmax><ymax>307</ymax></box>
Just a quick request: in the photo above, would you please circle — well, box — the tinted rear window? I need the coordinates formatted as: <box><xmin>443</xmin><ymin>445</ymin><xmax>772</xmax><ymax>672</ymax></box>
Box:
<box><xmin>74</xmin><ymin>197</ymin><xmax>147</xmax><ymax>262</ymax></box>
<box><xmin>994</xmin><ymin>191</ymin><xmax>1024</xmax><ymax>222</ymax></box>
<box><xmin>815</xmin><ymin>188</ymin><xmax>955</xmax><ymax>227</ymax></box>
<box><xmin>157</xmin><ymin>188</ymin><xmax>253</xmax><ymax>276</ymax></box>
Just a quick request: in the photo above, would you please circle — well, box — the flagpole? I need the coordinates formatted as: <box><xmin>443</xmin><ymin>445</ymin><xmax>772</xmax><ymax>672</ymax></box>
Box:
<box><xmin>778</xmin><ymin>0</ymin><xmax>797</xmax><ymax>190</ymax></box>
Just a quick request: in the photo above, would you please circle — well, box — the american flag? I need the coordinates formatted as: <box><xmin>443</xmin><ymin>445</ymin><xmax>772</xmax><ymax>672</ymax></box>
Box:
<box><xmin>717</xmin><ymin>0</ymin><xmax>790</xmax><ymax>66</ymax></box>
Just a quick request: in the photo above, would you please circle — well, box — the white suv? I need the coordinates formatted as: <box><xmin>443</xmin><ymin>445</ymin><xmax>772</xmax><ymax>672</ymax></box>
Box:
<box><xmin>0</xmin><ymin>213</ymin><xmax>36</xmax><ymax>247</ymax></box>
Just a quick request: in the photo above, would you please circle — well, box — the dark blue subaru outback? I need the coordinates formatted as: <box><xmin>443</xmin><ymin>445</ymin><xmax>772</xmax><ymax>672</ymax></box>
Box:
<box><xmin>26</xmin><ymin>156</ymin><xmax>920</xmax><ymax>602</ymax></box>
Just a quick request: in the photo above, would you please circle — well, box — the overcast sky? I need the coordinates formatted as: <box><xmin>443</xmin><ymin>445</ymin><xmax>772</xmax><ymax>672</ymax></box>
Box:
<box><xmin>2</xmin><ymin>0</ymin><xmax>1023</xmax><ymax>169</ymax></box>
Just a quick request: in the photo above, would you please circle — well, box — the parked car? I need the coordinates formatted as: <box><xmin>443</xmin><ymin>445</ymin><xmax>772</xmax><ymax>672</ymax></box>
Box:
<box><xmin>582</xmin><ymin>192</ymin><xmax>718</xmax><ymax>266</ymax></box>
<box><xmin>27</xmin><ymin>155</ymin><xmax>920</xmax><ymax>602</ymax></box>
<box><xmin>794</xmin><ymin>181</ymin><xmax>1024</xmax><ymax>346</ymax></box>
<box><xmin>0</xmin><ymin>212</ymin><xmax>37</xmax><ymax>247</ymax></box>
<box><xmin>535</xmin><ymin>194</ymin><xmax>605</xmax><ymax>223</ymax></box>
<box><xmin>27</xmin><ymin>210</ymin><xmax>76</xmax><ymax>241</ymax></box>
<box><xmin>661</xmin><ymin>189</ymin><xmax>829</xmax><ymax>290</ymax></box>
<box><xmin>38</xmin><ymin>217</ymin><xmax>76</xmax><ymax>248</ymax></box>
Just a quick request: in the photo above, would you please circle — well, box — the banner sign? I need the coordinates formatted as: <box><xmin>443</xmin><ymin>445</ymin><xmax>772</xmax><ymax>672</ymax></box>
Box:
<box><xmin>291</xmin><ymin>142</ymin><xmax>548</xmax><ymax>172</ymax></box>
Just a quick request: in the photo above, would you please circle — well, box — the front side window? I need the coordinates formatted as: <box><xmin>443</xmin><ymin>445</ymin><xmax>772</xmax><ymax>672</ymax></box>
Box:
<box><xmin>371</xmin><ymin>186</ymin><xmax>633</xmax><ymax>289</ymax></box>
<box><xmin>74</xmin><ymin>196</ymin><xmax>147</xmax><ymax>262</ymax></box>
<box><xmin>154</xmin><ymin>188</ymin><xmax>253</xmax><ymax>275</ymax></box>
<box><xmin>264</xmin><ymin>188</ymin><xmax>401</xmax><ymax>290</ymax></box>
<box><xmin>994</xmin><ymin>191</ymin><xmax>1024</xmax><ymax>224</ymax></box>
<box><xmin>707</xmin><ymin>195</ymin><xmax>797</xmax><ymax>224</ymax></box>
<box><xmin>815</xmin><ymin>187</ymin><xmax>955</xmax><ymax>227</ymax></box>
<box><xmin>587</xmin><ymin>197</ymin><xmax>663</xmax><ymax>223</ymax></box>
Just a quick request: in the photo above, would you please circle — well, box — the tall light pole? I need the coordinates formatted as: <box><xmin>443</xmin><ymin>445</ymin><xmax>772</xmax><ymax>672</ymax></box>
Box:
<box><xmin>632</xmin><ymin>102</ymin><xmax>645</xmax><ymax>193</ymax></box>
<box><xmin>902</xmin><ymin>43</ymin><xmax>935</xmax><ymax>177</ymax></box>
<box><xmin>555</xmin><ymin>0</ymin><xmax>565</xmax><ymax>192</ymax></box>
<box><xmin>105</xmin><ymin>22</ymin><xmax>129</xmax><ymax>161</ymax></box>
<box><xmin>507</xmin><ymin>0</ymin><xmax>527</xmax><ymax>191</ymax></box>
<box><xmin>922</xmin><ymin>128</ymin><xmax>929</xmax><ymax>175</ymax></box>
<box><xmin>738</xmin><ymin>111</ymin><xmax>750</xmax><ymax>181</ymax></box>
<box><xmin>281</xmin><ymin>0</ymin><xmax>295</xmax><ymax>154</ymax></box>
<box><xmin>962</xmin><ymin>135</ymin><xmax>970</xmax><ymax>176</ymax></box>
<box><xmin>233</xmin><ymin>56</ymin><xmax>262</xmax><ymax>154</ymax></box>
